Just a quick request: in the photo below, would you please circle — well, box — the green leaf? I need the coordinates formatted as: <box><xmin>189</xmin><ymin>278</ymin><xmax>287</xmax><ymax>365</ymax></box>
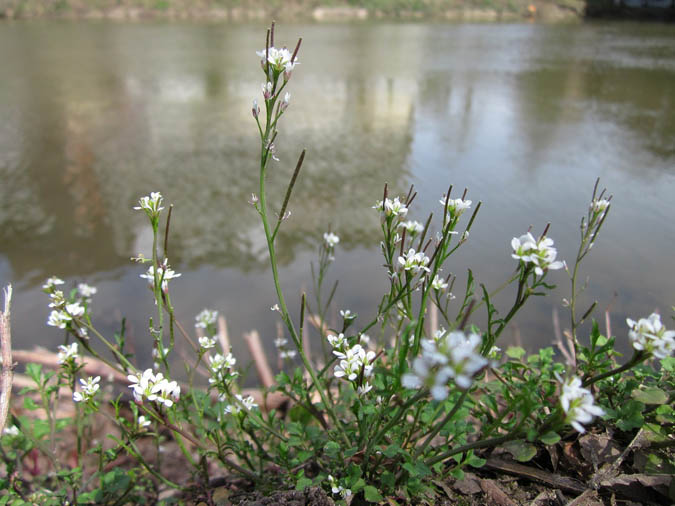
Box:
<box><xmin>502</xmin><ymin>440</ymin><xmax>537</xmax><ymax>462</ymax></box>
<box><xmin>540</xmin><ymin>431</ymin><xmax>561</xmax><ymax>445</ymax></box>
<box><xmin>23</xmin><ymin>397</ymin><xmax>40</xmax><ymax>411</ymax></box>
<box><xmin>295</xmin><ymin>476</ymin><xmax>312</xmax><ymax>491</ymax></box>
<box><xmin>631</xmin><ymin>387</ymin><xmax>668</xmax><ymax>405</ymax></box>
<box><xmin>506</xmin><ymin>347</ymin><xmax>526</xmax><ymax>360</ymax></box>
<box><xmin>364</xmin><ymin>485</ymin><xmax>384</xmax><ymax>503</ymax></box>
<box><xmin>323</xmin><ymin>441</ymin><xmax>340</xmax><ymax>458</ymax></box>
<box><xmin>383</xmin><ymin>445</ymin><xmax>401</xmax><ymax>458</ymax></box>
<box><xmin>449</xmin><ymin>467</ymin><xmax>464</xmax><ymax>480</ymax></box>
<box><xmin>25</xmin><ymin>363</ymin><xmax>43</xmax><ymax>384</ymax></box>
<box><xmin>350</xmin><ymin>478</ymin><xmax>366</xmax><ymax>493</ymax></box>
<box><xmin>467</xmin><ymin>455</ymin><xmax>486</xmax><ymax>468</ymax></box>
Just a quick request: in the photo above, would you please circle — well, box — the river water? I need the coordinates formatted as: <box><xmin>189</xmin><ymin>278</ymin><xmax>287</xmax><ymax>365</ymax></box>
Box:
<box><xmin>1</xmin><ymin>21</ymin><xmax>673</xmax><ymax>372</ymax></box>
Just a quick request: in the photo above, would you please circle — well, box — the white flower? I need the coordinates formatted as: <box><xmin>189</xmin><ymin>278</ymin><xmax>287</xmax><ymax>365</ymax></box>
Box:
<box><xmin>590</xmin><ymin>198</ymin><xmax>610</xmax><ymax>217</ymax></box>
<box><xmin>140</xmin><ymin>260</ymin><xmax>181</xmax><ymax>292</ymax></box>
<box><xmin>327</xmin><ymin>333</ymin><xmax>347</xmax><ymax>350</ymax></box>
<box><xmin>271</xmin><ymin>304</ymin><xmax>280</xmax><ymax>312</ymax></box>
<box><xmin>47</xmin><ymin>310</ymin><xmax>71</xmax><ymax>329</ymax></box>
<box><xmin>137</xmin><ymin>416</ymin><xmax>151</xmax><ymax>429</ymax></box>
<box><xmin>511</xmin><ymin>233</ymin><xmax>564</xmax><ymax>276</ymax></box>
<box><xmin>48</xmin><ymin>290</ymin><xmax>65</xmax><ymax>308</ymax></box>
<box><xmin>225</xmin><ymin>394</ymin><xmax>258</xmax><ymax>414</ymax></box>
<box><xmin>279</xmin><ymin>350</ymin><xmax>297</xmax><ymax>359</ymax></box>
<box><xmin>256</xmin><ymin>46</ymin><xmax>298</xmax><ymax>73</ymax></box>
<box><xmin>128</xmin><ymin>369</ymin><xmax>180</xmax><ymax>407</ymax></box>
<box><xmin>340</xmin><ymin>309</ymin><xmax>356</xmax><ymax>321</ymax></box>
<box><xmin>42</xmin><ymin>277</ymin><xmax>65</xmax><ymax>291</ymax></box>
<box><xmin>208</xmin><ymin>353</ymin><xmax>238</xmax><ymax>384</ymax></box>
<box><xmin>401</xmin><ymin>330</ymin><xmax>487</xmax><ymax>400</ymax></box>
<box><xmin>333</xmin><ymin>344</ymin><xmax>376</xmax><ymax>382</ymax></box>
<box><xmin>323</xmin><ymin>232</ymin><xmax>340</xmax><ymax>249</ymax></box>
<box><xmin>199</xmin><ymin>336</ymin><xmax>217</xmax><ymax>350</ymax></box>
<box><xmin>373</xmin><ymin>197</ymin><xmax>408</xmax><ymax>220</ymax></box>
<box><xmin>133</xmin><ymin>192</ymin><xmax>164</xmax><ymax>218</ymax></box>
<box><xmin>627</xmin><ymin>313</ymin><xmax>675</xmax><ymax>359</ymax></box>
<box><xmin>57</xmin><ymin>343</ymin><xmax>79</xmax><ymax>364</ymax></box>
<box><xmin>397</xmin><ymin>248</ymin><xmax>430</xmax><ymax>275</ymax></box>
<box><xmin>440</xmin><ymin>197</ymin><xmax>472</xmax><ymax>219</ymax></box>
<box><xmin>3</xmin><ymin>425</ymin><xmax>19</xmax><ymax>437</ymax></box>
<box><xmin>281</xmin><ymin>92</ymin><xmax>291</xmax><ymax>110</ymax></box>
<box><xmin>431</xmin><ymin>274</ymin><xmax>448</xmax><ymax>291</ymax></box>
<box><xmin>399</xmin><ymin>220</ymin><xmax>424</xmax><ymax>235</ymax></box>
<box><xmin>195</xmin><ymin>309</ymin><xmax>218</xmax><ymax>329</ymax></box>
<box><xmin>274</xmin><ymin>337</ymin><xmax>288</xmax><ymax>348</ymax></box>
<box><xmin>327</xmin><ymin>475</ymin><xmax>351</xmax><ymax>498</ymax></box>
<box><xmin>357</xmin><ymin>382</ymin><xmax>373</xmax><ymax>396</ymax></box>
<box><xmin>73</xmin><ymin>376</ymin><xmax>100</xmax><ymax>403</ymax></box>
<box><xmin>558</xmin><ymin>375</ymin><xmax>605</xmax><ymax>433</ymax></box>
<box><xmin>77</xmin><ymin>283</ymin><xmax>97</xmax><ymax>299</ymax></box>
<box><xmin>65</xmin><ymin>302</ymin><xmax>85</xmax><ymax>317</ymax></box>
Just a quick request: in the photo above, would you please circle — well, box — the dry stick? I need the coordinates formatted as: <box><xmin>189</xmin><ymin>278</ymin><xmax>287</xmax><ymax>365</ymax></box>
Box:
<box><xmin>0</xmin><ymin>285</ymin><xmax>13</xmax><ymax>434</ymax></box>
<box><xmin>217</xmin><ymin>315</ymin><xmax>231</xmax><ymax>354</ymax></box>
<box><xmin>243</xmin><ymin>330</ymin><xmax>275</xmax><ymax>388</ymax></box>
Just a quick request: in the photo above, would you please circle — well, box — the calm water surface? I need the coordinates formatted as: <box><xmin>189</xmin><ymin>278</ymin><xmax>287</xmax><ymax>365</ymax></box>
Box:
<box><xmin>1</xmin><ymin>21</ymin><xmax>674</xmax><ymax>373</ymax></box>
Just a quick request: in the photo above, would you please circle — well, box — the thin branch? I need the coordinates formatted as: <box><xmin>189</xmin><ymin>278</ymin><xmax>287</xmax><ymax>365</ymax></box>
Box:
<box><xmin>0</xmin><ymin>285</ymin><xmax>13</xmax><ymax>434</ymax></box>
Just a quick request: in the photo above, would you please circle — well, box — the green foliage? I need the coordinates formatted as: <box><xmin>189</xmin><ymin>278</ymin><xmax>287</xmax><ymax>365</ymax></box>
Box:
<box><xmin>2</xmin><ymin>24</ymin><xmax>673</xmax><ymax>505</ymax></box>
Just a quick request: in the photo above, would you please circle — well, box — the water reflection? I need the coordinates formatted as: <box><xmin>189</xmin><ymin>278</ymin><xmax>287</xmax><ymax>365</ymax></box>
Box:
<box><xmin>0</xmin><ymin>22</ymin><xmax>673</xmax><ymax>371</ymax></box>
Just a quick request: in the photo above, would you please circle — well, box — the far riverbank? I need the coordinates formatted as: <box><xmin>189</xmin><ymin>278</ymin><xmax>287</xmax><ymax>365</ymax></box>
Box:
<box><xmin>0</xmin><ymin>0</ymin><xmax>584</xmax><ymax>23</ymax></box>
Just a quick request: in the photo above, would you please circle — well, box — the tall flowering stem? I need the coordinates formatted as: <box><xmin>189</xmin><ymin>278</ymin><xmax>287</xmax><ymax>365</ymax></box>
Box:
<box><xmin>569</xmin><ymin>179</ymin><xmax>611</xmax><ymax>352</ymax></box>
<box><xmin>253</xmin><ymin>25</ymin><xmax>349</xmax><ymax>445</ymax></box>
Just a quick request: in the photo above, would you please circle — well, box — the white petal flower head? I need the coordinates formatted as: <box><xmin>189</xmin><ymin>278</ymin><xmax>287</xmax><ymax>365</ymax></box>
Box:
<box><xmin>397</xmin><ymin>248</ymin><xmax>430</xmax><ymax>275</ymax></box>
<box><xmin>42</xmin><ymin>277</ymin><xmax>65</xmax><ymax>291</ymax></box>
<box><xmin>134</xmin><ymin>192</ymin><xmax>164</xmax><ymax>219</ymax></box>
<box><xmin>3</xmin><ymin>425</ymin><xmax>19</xmax><ymax>437</ymax></box>
<box><xmin>137</xmin><ymin>415</ymin><xmax>151</xmax><ymax>429</ymax></box>
<box><xmin>47</xmin><ymin>310</ymin><xmax>71</xmax><ymax>329</ymax></box>
<box><xmin>140</xmin><ymin>261</ymin><xmax>181</xmax><ymax>292</ymax></box>
<box><xmin>256</xmin><ymin>46</ymin><xmax>298</xmax><ymax>73</ymax></box>
<box><xmin>199</xmin><ymin>336</ymin><xmax>217</xmax><ymax>350</ymax></box>
<box><xmin>57</xmin><ymin>343</ymin><xmax>79</xmax><ymax>364</ymax></box>
<box><xmin>399</xmin><ymin>220</ymin><xmax>424</xmax><ymax>235</ymax></box>
<box><xmin>279</xmin><ymin>350</ymin><xmax>297</xmax><ymax>359</ymax></box>
<box><xmin>77</xmin><ymin>283</ymin><xmax>97</xmax><ymax>299</ymax></box>
<box><xmin>627</xmin><ymin>313</ymin><xmax>675</xmax><ymax>359</ymax></box>
<box><xmin>327</xmin><ymin>332</ymin><xmax>347</xmax><ymax>350</ymax></box>
<box><xmin>590</xmin><ymin>198</ymin><xmax>610</xmax><ymax>217</ymax></box>
<box><xmin>195</xmin><ymin>309</ymin><xmax>218</xmax><ymax>329</ymax></box>
<box><xmin>431</xmin><ymin>274</ymin><xmax>448</xmax><ymax>292</ymax></box>
<box><xmin>558</xmin><ymin>375</ymin><xmax>605</xmax><ymax>433</ymax></box>
<box><xmin>74</xmin><ymin>376</ymin><xmax>100</xmax><ymax>403</ymax></box>
<box><xmin>340</xmin><ymin>309</ymin><xmax>356</xmax><ymax>321</ymax></box>
<box><xmin>440</xmin><ymin>197</ymin><xmax>472</xmax><ymax>219</ymax></box>
<box><xmin>512</xmin><ymin>233</ymin><xmax>564</xmax><ymax>276</ymax></box>
<box><xmin>373</xmin><ymin>197</ymin><xmax>408</xmax><ymax>220</ymax></box>
<box><xmin>65</xmin><ymin>302</ymin><xmax>85</xmax><ymax>317</ymax></box>
<box><xmin>323</xmin><ymin>232</ymin><xmax>340</xmax><ymax>249</ymax></box>
<box><xmin>274</xmin><ymin>337</ymin><xmax>288</xmax><ymax>348</ymax></box>
<box><xmin>511</xmin><ymin>233</ymin><xmax>537</xmax><ymax>262</ymax></box>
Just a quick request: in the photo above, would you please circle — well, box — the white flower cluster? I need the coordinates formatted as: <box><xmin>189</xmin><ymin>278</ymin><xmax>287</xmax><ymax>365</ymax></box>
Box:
<box><xmin>128</xmin><ymin>369</ymin><xmax>181</xmax><ymax>408</ymax></box>
<box><xmin>198</xmin><ymin>336</ymin><xmax>217</xmax><ymax>350</ymax></box>
<box><xmin>397</xmin><ymin>248</ymin><xmax>430</xmax><ymax>275</ymax></box>
<box><xmin>590</xmin><ymin>198</ymin><xmax>610</xmax><ymax>218</ymax></box>
<box><xmin>340</xmin><ymin>309</ymin><xmax>356</xmax><ymax>322</ymax></box>
<box><xmin>47</xmin><ymin>302</ymin><xmax>85</xmax><ymax>329</ymax></box>
<box><xmin>431</xmin><ymin>274</ymin><xmax>448</xmax><ymax>292</ymax></box>
<box><xmin>399</xmin><ymin>220</ymin><xmax>424</xmax><ymax>235</ymax></box>
<box><xmin>223</xmin><ymin>393</ymin><xmax>258</xmax><ymax>415</ymax></box>
<box><xmin>195</xmin><ymin>308</ymin><xmax>218</xmax><ymax>329</ymax></box>
<box><xmin>558</xmin><ymin>375</ymin><xmax>605</xmax><ymax>433</ymax></box>
<box><xmin>440</xmin><ymin>196</ymin><xmax>472</xmax><ymax>220</ymax></box>
<box><xmin>43</xmin><ymin>276</ymin><xmax>94</xmax><ymax>334</ymax></box>
<box><xmin>140</xmin><ymin>260</ymin><xmax>181</xmax><ymax>292</ymax></box>
<box><xmin>137</xmin><ymin>415</ymin><xmax>151</xmax><ymax>429</ymax></box>
<box><xmin>373</xmin><ymin>197</ymin><xmax>409</xmax><ymax>221</ymax></box>
<box><xmin>328</xmin><ymin>333</ymin><xmax>375</xmax><ymax>395</ymax></box>
<box><xmin>402</xmin><ymin>330</ymin><xmax>487</xmax><ymax>400</ymax></box>
<box><xmin>57</xmin><ymin>343</ymin><xmax>79</xmax><ymax>365</ymax></box>
<box><xmin>208</xmin><ymin>353</ymin><xmax>238</xmax><ymax>385</ymax></box>
<box><xmin>627</xmin><ymin>313</ymin><xmax>674</xmax><ymax>360</ymax></box>
<box><xmin>78</xmin><ymin>283</ymin><xmax>97</xmax><ymax>299</ymax></box>
<box><xmin>511</xmin><ymin>232</ymin><xmax>564</xmax><ymax>276</ymax></box>
<box><xmin>323</xmin><ymin>232</ymin><xmax>340</xmax><ymax>249</ymax></box>
<box><xmin>133</xmin><ymin>192</ymin><xmax>164</xmax><ymax>219</ymax></box>
<box><xmin>73</xmin><ymin>376</ymin><xmax>100</xmax><ymax>403</ymax></box>
<box><xmin>3</xmin><ymin>425</ymin><xmax>20</xmax><ymax>437</ymax></box>
<box><xmin>327</xmin><ymin>475</ymin><xmax>352</xmax><ymax>499</ymax></box>
<box><xmin>42</xmin><ymin>277</ymin><xmax>64</xmax><ymax>291</ymax></box>
<box><xmin>256</xmin><ymin>46</ymin><xmax>299</xmax><ymax>75</ymax></box>
<box><xmin>274</xmin><ymin>336</ymin><xmax>296</xmax><ymax>360</ymax></box>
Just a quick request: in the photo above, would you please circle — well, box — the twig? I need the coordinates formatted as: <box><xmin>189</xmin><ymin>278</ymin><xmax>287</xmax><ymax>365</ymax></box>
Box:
<box><xmin>243</xmin><ymin>330</ymin><xmax>274</xmax><ymax>388</ymax></box>
<box><xmin>0</xmin><ymin>285</ymin><xmax>13</xmax><ymax>434</ymax></box>
<box><xmin>484</xmin><ymin>457</ymin><xmax>586</xmax><ymax>495</ymax></box>
<box><xmin>217</xmin><ymin>315</ymin><xmax>230</xmax><ymax>354</ymax></box>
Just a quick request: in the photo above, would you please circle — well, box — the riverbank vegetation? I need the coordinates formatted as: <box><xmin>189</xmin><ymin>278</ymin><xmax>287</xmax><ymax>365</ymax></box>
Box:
<box><xmin>0</xmin><ymin>0</ymin><xmax>584</xmax><ymax>22</ymax></box>
<box><xmin>1</xmin><ymin>23</ymin><xmax>674</xmax><ymax>506</ymax></box>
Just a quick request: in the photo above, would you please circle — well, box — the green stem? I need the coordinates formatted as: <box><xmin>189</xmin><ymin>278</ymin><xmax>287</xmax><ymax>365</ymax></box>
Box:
<box><xmin>414</xmin><ymin>389</ymin><xmax>469</xmax><ymax>458</ymax></box>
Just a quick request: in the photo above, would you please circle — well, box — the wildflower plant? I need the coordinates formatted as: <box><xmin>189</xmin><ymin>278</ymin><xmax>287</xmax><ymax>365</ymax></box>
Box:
<box><xmin>4</xmin><ymin>24</ymin><xmax>674</xmax><ymax>505</ymax></box>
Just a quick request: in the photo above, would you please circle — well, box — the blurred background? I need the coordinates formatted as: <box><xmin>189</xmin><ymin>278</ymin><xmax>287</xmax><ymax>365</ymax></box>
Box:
<box><xmin>0</xmin><ymin>12</ymin><xmax>673</xmax><ymax>380</ymax></box>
